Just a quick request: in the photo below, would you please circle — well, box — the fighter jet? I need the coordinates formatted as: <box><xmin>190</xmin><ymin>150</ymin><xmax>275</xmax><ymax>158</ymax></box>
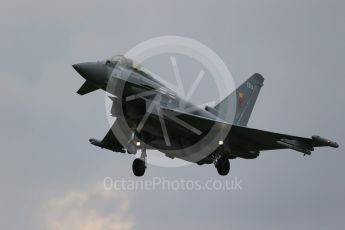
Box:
<box><xmin>73</xmin><ymin>55</ymin><xmax>339</xmax><ymax>176</ymax></box>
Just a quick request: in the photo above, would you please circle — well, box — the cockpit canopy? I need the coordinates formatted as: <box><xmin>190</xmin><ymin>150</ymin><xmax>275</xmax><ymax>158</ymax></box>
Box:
<box><xmin>106</xmin><ymin>55</ymin><xmax>142</xmax><ymax>69</ymax></box>
<box><xmin>105</xmin><ymin>54</ymin><xmax>164</xmax><ymax>87</ymax></box>
<box><xmin>107</xmin><ymin>55</ymin><xmax>131</xmax><ymax>66</ymax></box>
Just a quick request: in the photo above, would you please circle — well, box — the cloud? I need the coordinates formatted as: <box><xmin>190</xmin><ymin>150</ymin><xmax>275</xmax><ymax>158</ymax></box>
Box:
<box><xmin>41</xmin><ymin>187</ymin><xmax>134</xmax><ymax>230</ymax></box>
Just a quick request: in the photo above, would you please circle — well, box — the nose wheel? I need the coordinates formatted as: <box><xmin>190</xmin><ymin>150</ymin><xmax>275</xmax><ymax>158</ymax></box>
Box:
<box><xmin>132</xmin><ymin>148</ymin><xmax>147</xmax><ymax>177</ymax></box>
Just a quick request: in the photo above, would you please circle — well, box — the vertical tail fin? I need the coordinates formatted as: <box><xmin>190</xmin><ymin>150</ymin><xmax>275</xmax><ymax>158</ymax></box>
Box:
<box><xmin>213</xmin><ymin>73</ymin><xmax>264</xmax><ymax>126</ymax></box>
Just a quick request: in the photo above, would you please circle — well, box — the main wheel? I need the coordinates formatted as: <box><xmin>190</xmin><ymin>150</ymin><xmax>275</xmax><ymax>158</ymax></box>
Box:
<box><xmin>216</xmin><ymin>157</ymin><xmax>230</xmax><ymax>176</ymax></box>
<box><xmin>132</xmin><ymin>158</ymin><xmax>146</xmax><ymax>177</ymax></box>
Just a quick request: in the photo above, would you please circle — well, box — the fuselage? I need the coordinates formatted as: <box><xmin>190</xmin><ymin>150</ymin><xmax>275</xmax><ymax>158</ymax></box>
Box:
<box><xmin>107</xmin><ymin>62</ymin><xmax>222</xmax><ymax>159</ymax></box>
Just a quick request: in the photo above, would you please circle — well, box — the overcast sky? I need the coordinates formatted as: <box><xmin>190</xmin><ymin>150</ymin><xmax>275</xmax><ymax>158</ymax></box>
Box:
<box><xmin>1</xmin><ymin>0</ymin><xmax>344</xmax><ymax>229</ymax></box>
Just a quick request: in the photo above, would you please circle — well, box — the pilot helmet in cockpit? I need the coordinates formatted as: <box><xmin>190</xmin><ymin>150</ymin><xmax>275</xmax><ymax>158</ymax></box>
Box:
<box><xmin>106</xmin><ymin>55</ymin><xmax>133</xmax><ymax>68</ymax></box>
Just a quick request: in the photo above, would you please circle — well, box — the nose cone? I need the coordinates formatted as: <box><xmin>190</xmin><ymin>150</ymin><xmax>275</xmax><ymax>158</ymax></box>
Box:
<box><xmin>72</xmin><ymin>62</ymin><xmax>108</xmax><ymax>84</ymax></box>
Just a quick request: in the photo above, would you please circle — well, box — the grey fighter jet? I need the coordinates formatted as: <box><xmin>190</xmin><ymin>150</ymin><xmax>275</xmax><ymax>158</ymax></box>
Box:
<box><xmin>73</xmin><ymin>55</ymin><xmax>338</xmax><ymax>176</ymax></box>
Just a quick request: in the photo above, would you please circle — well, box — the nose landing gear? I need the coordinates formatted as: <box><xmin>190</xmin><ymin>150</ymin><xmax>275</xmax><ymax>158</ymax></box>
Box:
<box><xmin>132</xmin><ymin>148</ymin><xmax>147</xmax><ymax>177</ymax></box>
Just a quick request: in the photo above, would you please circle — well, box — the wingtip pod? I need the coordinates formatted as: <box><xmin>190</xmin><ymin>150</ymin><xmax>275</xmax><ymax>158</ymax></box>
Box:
<box><xmin>312</xmin><ymin>136</ymin><xmax>339</xmax><ymax>148</ymax></box>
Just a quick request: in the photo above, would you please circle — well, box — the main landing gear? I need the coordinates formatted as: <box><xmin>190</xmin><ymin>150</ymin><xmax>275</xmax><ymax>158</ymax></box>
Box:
<box><xmin>132</xmin><ymin>148</ymin><xmax>147</xmax><ymax>177</ymax></box>
<box><xmin>215</xmin><ymin>157</ymin><xmax>230</xmax><ymax>176</ymax></box>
